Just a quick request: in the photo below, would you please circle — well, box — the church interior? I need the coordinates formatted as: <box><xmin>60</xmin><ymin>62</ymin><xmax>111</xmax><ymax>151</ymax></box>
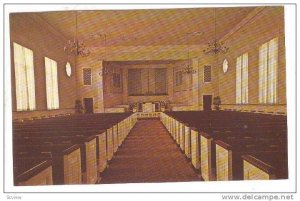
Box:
<box><xmin>10</xmin><ymin>6</ymin><xmax>288</xmax><ymax>186</ymax></box>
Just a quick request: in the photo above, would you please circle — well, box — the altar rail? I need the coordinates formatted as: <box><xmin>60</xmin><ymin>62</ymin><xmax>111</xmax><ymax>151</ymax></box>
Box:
<box><xmin>135</xmin><ymin>112</ymin><xmax>161</xmax><ymax>119</ymax></box>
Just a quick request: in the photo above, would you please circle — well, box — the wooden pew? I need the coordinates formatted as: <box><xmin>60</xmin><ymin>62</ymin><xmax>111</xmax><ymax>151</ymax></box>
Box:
<box><xmin>242</xmin><ymin>152</ymin><xmax>288</xmax><ymax>180</ymax></box>
<box><xmin>15</xmin><ymin>135</ymin><xmax>98</xmax><ymax>184</ymax></box>
<box><xmin>14</xmin><ymin>144</ymin><xmax>81</xmax><ymax>185</ymax></box>
<box><xmin>214</xmin><ymin>138</ymin><xmax>287</xmax><ymax>181</ymax></box>
<box><xmin>14</xmin><ymin>153</ymin><xmax>53</xmax><ymax>186</ymax></box>
<box><xmin>162</xmin><ymin>111</ymin><xmax>287</xmax><ymax>182</ymax></box>
<box><xmin>13</xmin><ymin>113</ymin><xmax>136</xmax><ymax>186</ymax></box>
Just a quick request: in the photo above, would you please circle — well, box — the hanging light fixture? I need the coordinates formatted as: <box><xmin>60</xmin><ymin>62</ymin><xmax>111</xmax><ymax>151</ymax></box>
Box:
<box><xmin>98</xmin><ymin>34</ymin><xmax>116</xmax><ymax>76</ymax></box>
<box><xmin>203</xmin><ymin>8</ymin><xmax>229</xmax><ymax>55</ymax></box>
<box><xmin>64</xmin><ymin>11</ymin><xmax>90</xmax><ymax>57</ymax></box>
<box><xmin>183</xmin><ymin>32</ymin><xmax>200</xmax><ymax>74</ymax></box>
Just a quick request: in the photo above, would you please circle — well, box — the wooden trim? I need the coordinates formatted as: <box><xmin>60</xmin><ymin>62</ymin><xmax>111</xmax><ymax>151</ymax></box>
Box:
<box><xmin>199</xmin><ymin>132</ymin><xmax>212</xmax><ymax>139</ymax></box>
<box><xmin>16</xmin><ymin>160</ymin><xmax>52</xmax><ymax>183</ymax></box>
<box><xmin>62</xmin><ymin>144</ymin><xmax>81</xmax><ymax>155</ymax></box>
<box><xmin>242</xmin><ymin>154</ymin><xmax>276</xmax><ymax>175</ymax></box>
<box><xmin>215</xmin><ymin>140</ymin><xmax>232</xmax><ymax>150</ymax></box>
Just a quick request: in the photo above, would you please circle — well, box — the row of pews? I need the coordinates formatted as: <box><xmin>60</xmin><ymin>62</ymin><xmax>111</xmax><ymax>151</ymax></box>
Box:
<box><xmin>160</xmin><ymin>111</ymin><xmax>288</xmax><ymax>181</ymax></box>
<box><xmin>13</xmin><ymin>112</ymin><xmax>138</xmax><ymax>186</ymax></box>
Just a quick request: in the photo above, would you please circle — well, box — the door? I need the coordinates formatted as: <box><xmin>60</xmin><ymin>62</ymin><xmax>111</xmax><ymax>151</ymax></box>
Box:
<box><xmin>84</xmin><ymin>98</ymin><xmax>94</xmax><ymax>113</ymax></box>
<box><xmin>203</xmin><ymin>95</ymin><xmax>212</xmax><ymax>111</ymax></box>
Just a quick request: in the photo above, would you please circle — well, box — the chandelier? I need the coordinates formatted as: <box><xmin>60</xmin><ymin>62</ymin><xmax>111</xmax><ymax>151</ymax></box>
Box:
<box><xmin>64</xmin><ymin>11</ymin><xmax>90</xmax><ymax>57</ymax></box>
<box><xmin>183</xmin><ymin>65</ymin><xmax>197</xmax><ymax>74</ymax></box>
<box><xmin>203</xmin><ymin>8</ymin><xmax>229</xmax><ymax>55</ymax></box>
<box><xmin>183</xmin><ymin>32</ymin><xmax>201</xmax><ymax>74</ymax></box>
<box><xmin>99</xmin><ymin>66</ymin><xmax>116</xmax><ymax>76</ymax></box>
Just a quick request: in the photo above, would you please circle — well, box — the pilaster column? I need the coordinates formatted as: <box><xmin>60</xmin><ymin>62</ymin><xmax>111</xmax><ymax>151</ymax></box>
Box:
<box><xmin>192</xmin><ymin>58</ymin><xmax>200</xmax><ymax>110</ymax></box>
<box><xmin>94</xmin><ymin>60</ymin><xmax>104</xmax><ymax>113</ymax></box>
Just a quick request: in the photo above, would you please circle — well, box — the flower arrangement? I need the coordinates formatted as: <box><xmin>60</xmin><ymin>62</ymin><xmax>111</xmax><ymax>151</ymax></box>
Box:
<box><xmin>213</xmin><ymin>96</ymin><xmax>222</xmax><ymax>111</ymax></box>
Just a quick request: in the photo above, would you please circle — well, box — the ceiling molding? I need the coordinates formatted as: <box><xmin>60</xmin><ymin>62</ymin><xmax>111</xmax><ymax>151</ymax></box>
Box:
<box><xmin>29</xmin><ymin>13</ymin><xmax>68</xmax><ymax>42</ymax></box>
<box><xmin>220</xmin><ymin>7</ymin><xmax>266</xmax><ymax>42</ymax></box>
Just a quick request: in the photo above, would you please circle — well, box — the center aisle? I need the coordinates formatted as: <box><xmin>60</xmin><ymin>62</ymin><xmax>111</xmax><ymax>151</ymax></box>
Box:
<box><xmin>100</xmin><ymin>119</ymin><xmax>201</xmax><ymax>184</ymax></box>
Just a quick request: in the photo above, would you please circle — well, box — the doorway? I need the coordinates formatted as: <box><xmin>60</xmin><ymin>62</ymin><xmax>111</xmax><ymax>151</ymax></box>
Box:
<box><xmin>83</xmin><ymin>98</ymin><xmax>94</xmax><ymax>113</ymax></box>
<box><xmin>203</xmin><ymin>95</ymin><xmax>212</xmax><ymax>111</ymax></box>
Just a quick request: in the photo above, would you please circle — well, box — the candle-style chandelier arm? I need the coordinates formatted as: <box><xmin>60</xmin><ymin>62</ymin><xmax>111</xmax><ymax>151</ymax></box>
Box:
<box><xmin>203</xmin><ymin>8</ymin><xmax>229</xmax><ymax>55</ymax></box>
<box><xmin>64</xmin><ymin>11</ymin><xmax>90</xmax><ymax>57</ymax></box>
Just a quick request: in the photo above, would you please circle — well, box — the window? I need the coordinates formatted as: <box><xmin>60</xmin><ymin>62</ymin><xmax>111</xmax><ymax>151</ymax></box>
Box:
<box><xmin>65</xmin><ymin>62</ymin><xmax>72</xmax><ymax>77</ymax></box>
<box><xmin>236</xmin><ymin>53</ymin><xmax>248</xmax><ymax>104</ymax></box>
<box><xmin>112</xmin><ymin>73</ymin><xmax>121</xmax><ymax>88</ymax></box>
<box><xmin>45</xmin><ymin>57</ymin><xmax>59</xmax><ymax>110</ymax></box>
<box><xmin>155</xmin><ymin>68</ymin><xmax>167</xmax><ymax>94</ymax></box>
<box><xmin>204</xmin><ymin>65</ymin><xmax>212</xmax><ymax>82</ymax></box>
<box><xmin>128</xmin><ymin>69</ymin><xmax>142</xmax><ymax>95</ymax></box>
<box><xmin>175</xmin><ymin>71</ymin><xmax>183</xmax><ymax>86</ymax></box>
<box><xmin>13</xmin><ymin>42</ymin><xmax>36</xmax><ymax>111</ymax></box>
<box><xmin>259</xmin><ymin>38</ymin><xmax>278</xmax><ymax>104</ymax></box>
<box><xmin>223</xmin><ymin>59</ymin><xmax>229</xmax><ymax>73</ymax></box>
<box><xmin>83</xmin><ymin>68</ymin><xmax>92</xmax><ymax>86</ymax></box>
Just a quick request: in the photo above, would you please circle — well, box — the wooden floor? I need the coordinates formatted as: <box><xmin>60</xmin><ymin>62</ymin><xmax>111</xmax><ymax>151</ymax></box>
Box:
<box><xmin>100</xmin><ymin>119</ymin><xmax>201</xmax><ymax>184</ymax></box>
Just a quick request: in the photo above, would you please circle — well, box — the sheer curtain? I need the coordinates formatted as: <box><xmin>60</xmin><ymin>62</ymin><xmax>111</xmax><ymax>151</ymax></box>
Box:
<box><xmin>236</xmin><ymin>53</ymin><xmax>248</xmax><ymax>104</ymax></box>
<box><xmin>45</xmin><ymin>57</ymin><xmax>59</xmax><ymax>109</ymax></box>
<box><xmin>268</xmin><ymin>38</ymin><xmax>278</xmax><ymax>104</ymax></box>
<box><xmin>242</xmin><ymin>53</ymin><xmax>248</xmax><ymax>104</ymax></box>
<box><xmin>259</xmin><ymin>37</ymin><xmax>278</xmax><ymax>104</ymax></box>
<box><xmin>13</xmin><ymin>42</ymin><xmax>36</xmax><ymax>111</ymax></box>
<box><xmin>236</xmin><ymin>56</ymin><xmax>242</xmax><ymax>104</ymax></box>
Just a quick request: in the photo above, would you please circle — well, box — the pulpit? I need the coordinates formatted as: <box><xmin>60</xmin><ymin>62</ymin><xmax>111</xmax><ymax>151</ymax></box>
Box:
<box><xmin>142</xmin><ymin>103</ymin><xmax>155</xmax><ymax>113</ymax></box>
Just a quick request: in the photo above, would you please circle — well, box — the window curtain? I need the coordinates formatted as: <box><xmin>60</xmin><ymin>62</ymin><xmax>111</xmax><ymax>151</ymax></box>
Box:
<box><xmin>259</xmin><ymin>37</ymin><xmax>278</xmax><ymax>104</ymax></box>
<box><xmin>259</xmin><ymin>43</ymin><xmax>268</xmax><ymax>104</ymax></box>
<box><xmin>13</xmin><ymin>42</ymin><xmax>36</xmax><ymax>111</ymax></box>
<box><xmin>241</xmin><ymin>53</ymin><xmax>248</xmax><ymax>104</ymax></box>
<box><xmin>236</xmin><ymin>56</ymin><xmax>242</xmax><ymax>104</ymax></box>
<box><xmin>45</xmin><ymin>57</ymin><xmax>59</xmax><ymax>109</ymax></box>
<box><xmin>236</xmin><ymin>53</ymin><xmax>248</xmax><ymax>104</ymax></box>
<box><xmin>268</xmin><ymin>38</ymin><xmax>278</xmax><ymax>104</ymax></box>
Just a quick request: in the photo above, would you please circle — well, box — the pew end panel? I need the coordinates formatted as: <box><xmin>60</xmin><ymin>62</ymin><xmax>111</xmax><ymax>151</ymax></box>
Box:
<box><xmin>82</xmin><ymin>136</ymin><xmax>98</xmax><ymax>184</ymax></box>
<box><xmin>97</xmin><ymin>132</ymin><xmax>107</xmax><ymax>173</ymax></box>
<box><xmin>191</xmin><ymin>128</ymin><xmax>200</xmax><ymax>170</ymax></box>
<box><xmin>200</xmin><ymin>132</ymin><xmax>214</xmax><ymax>181</ymax></box>
<box><xmin>215</xmin><ymin>140</ymin><xmax>233</xmax><ymax>181</ymax></box>
<box><xmin>242</xmin><ymin>155</ymin><xmax>277</xmax><ymax>180</ymax></box>
<box><xmin>184</xmin><ymin>125</ymin><xmax>191</xmax><ymax>158</ymax></box>
<box><xmin>62</xmin><ymin>146</ymin><xmax>82</xmax><ymax>184</ymax></box>
<box><xmin>15</xmin><ymin>159</ymin><xmax>53</xmax><ymax>186</ymax></box>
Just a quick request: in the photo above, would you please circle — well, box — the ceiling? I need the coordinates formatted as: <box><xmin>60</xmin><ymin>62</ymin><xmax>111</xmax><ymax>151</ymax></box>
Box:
<box><xmin>36</xmin><ymin>7</ymin><xmax>256</xmax><ymax>47</ymax></box>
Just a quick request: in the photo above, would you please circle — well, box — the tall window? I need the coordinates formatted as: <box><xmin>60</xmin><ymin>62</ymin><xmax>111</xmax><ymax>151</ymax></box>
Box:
<box><xmin>175</xmin><ymin>71</ymin><xmax>183</xmax><ymax>86</ymax></box>
<box><xmin>236</xmin><ymin>53</ymin><xmax>248</xmax><ymax>104</ymax></box>
<box><xmin>155</xmin><ymin>68</ymin><xmax>167</xmax><ymax>94</ymax></box>
<box><xmin>112</xmin><ymin>73</ymin><xmax>121</xmax><ymax>88</ymax></box>
<box><xmin>45</xmin><ymin>57</ymin><xmax>59</xmax><ymax>110</ymax></box>
<box><xmin>259</xmin><ymin>38</ymin><xmax>278</xmax><ymax>104</ymax></box>
<box><xmin>128</xmin><ymin>69</ymin><xmax>142</xmax><ymax>95</ymax></box>
<box><xmin>13</xmin><ymin>42</ymin><xmax>36</xmax><ymax>111</ymax></box>
<box><xmin>83</xmin><ymin>68</ymin><xmax>92</xmax><ymax>86</ymax></box>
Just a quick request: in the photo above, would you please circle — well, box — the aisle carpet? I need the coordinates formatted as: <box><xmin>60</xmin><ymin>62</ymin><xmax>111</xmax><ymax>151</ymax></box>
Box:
<box><xmin>100</xmin><ymin>119</ymin><xmax>201</xmax><ymax>184</ymax></box>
